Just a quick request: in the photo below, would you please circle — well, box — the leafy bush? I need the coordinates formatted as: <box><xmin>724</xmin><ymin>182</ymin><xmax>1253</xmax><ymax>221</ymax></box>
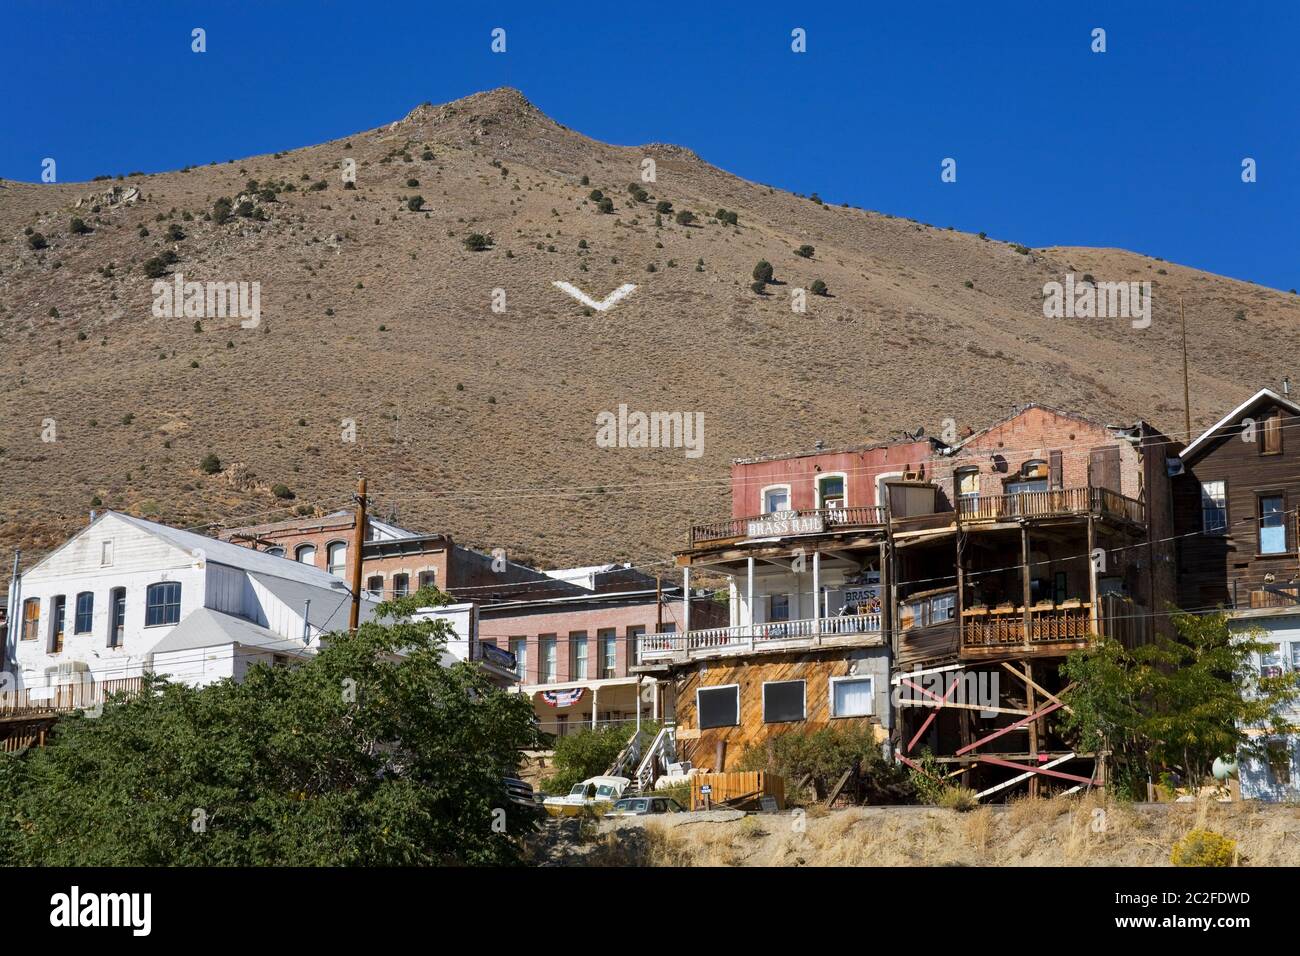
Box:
<box><xmin>69</xmin><ymin>218</ymin><xmax>92</xmax><ymax>235</ymax></box>
<box><xmin>165</xmin><ymin>224</ymin><xmax>185</xmax><ymax>241</ymax></box>
<box><xmin>937</xmin><ymin>786</ymin><xmax>978</xmax><ymax>812</ymax></box>
<box><xmin>735</xmin><ymin>726</ymin><xmax>911</xmax><ymax>804</ymax></box>
<box><xmin>200</xmin><ymin>453</ymin><xmax>222</xmax><ymax>474</ymax></box>
<box><xmin>655</xmin><ymin>200</ymin><xmax>673</xmax><ymax>214</ymax></box>
<box><xmin>588</xmin><ymin>189</ymin><xmax>604</xmax><ymax>201</ymax></box>
<box><xmin>675</xmin><ymin>210</ymin><xmax>695</xmax><ymax>226</ymax></box>
<box><xmin>752</xmin><ymin>260</ymin><xmax>774</xmax><ymax>284</ymax></box>
<box><xmin>810</xmin><ymin>279</ymin><xmax>828</xmax><ymax>296</ymax></box>
<box><xmin>1171</xmin><ymin>829</ymin><xmax>1236</xmax><ymax>867</ymax></box>
<box><xmin>212</xmin><ymin>197</ymin><xmax>233</xmax><ymax>224</ymax></box>
<box><xmin>406</xmin><ymin>196</ymin><xmax>425</xmax><ymax>212</ymax></box>
<box><xmin>271</xmin><ymin>483</ymin><xmax>295</xmax><ymax>500</ymax></box>
<box><xmin>142</xmin><ymin>256</ymin><xmax>170</xmax><ymax>278</ymax></box>
<box><xmin>463</xmin><ymin>233</ymin><xmax>493</xmax><ymax>252</ymax></box>
<box><xmin>27</xmin><ymin>232</ymin><xmax>48</xmax><ymax>250</ymax></box>
<box><xmin>796</xmin><ymin>244</ymin><xmax>815</xmax><ymax>258</ymax></box>
<box><xmin>597</xmin><ymin>197</ymin><xmax>614</xmax><ymax>214</ymax></box>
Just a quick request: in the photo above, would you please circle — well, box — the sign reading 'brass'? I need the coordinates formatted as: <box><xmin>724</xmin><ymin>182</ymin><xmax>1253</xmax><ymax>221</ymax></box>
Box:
<box><xmin>747</xmin><ymin>511</ymin><xmax>825</xmax><ymax>538</ymax></box>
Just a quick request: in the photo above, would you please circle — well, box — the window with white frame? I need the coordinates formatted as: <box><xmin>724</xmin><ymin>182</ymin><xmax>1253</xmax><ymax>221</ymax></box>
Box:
<box><xmin>762</xmin><ymin>485</ymin><xmax>791</xmax><ymax>514</ymax></box>
<box><xmin>74</xmin><ymin>591</ymin><xmax>94</xmax><ymax>634</ymax></box>
<box><xmin>571</xmin><ymin>632</ymin><xmax>589</xmax><ymax>680</ymax></box>
<box><xmin>21</xmin><ymin>598</ymin><xmax>39</xmax><ymax>641</ymax></box>
<box><xmin>1290</xmin><ymin>643</ymin><xmax>1300</xmax><ymax>672</ymax></box>
<box><xmin>1201</xmin><ymin>480</ymin><xmax>1227</xmax><ymax>534</ymax></box>
<box><xmin>599</xmin><ymin>628</ymin><xmax>617</xmax><ymax>678</ymax></box>
<box><xmin>326</xmin><ymin>541</ymin><xmax>348</xmax><ymax>577</ymax></box>
<box><xmin>392</xmin><ymin>574</ymin><xmax>409</xmax><ymax>598</ymax></box>
<box><xmin>145</xmin><ymin>581</ymin><xmax>182</xmax><ymax>627</ymax></box>
<box><xmin>1260</xmin><ymin>643</ymin><xmax>1284</xmax><ymax>679</ymax></box>
<box><xmin>762</xmin><ymin>680</ymin><xmax>806</xmax><ymax>723</ymax></box>
<box><xmin>697</xmin><ymin>685</ymin><xmax>739</xmax><ymax>729</ymax></box>
<box><xmin>265</xmin><ymin>546</ymin><xmax>285</xmax><ymax>558</ymax></box>
<box><xmin>817</xmin><ymin>474</ymin><xmax>846</xmax><ymax>509</ymax></box>
<box><xmin>540</xmin><ymin>636</ymin><xmax>557</xmax><ymax>683</ymax></box>
<box><xmin>296</xmin><ymin>544</ymin><xmax>317</xmax><ymax>565</ymax></box>
<box><xmin>769</xmin><ymin>593</ymin><xmax>790</xmax><ymax>622</ymax></box>
<box><xmin>100</xmin><ymin>540</ymin><xmax>113</xmax><ymax>566</ymax></box>
<box><xmin>830</xmin><ymin>676</ymin><xmax>874</xmax><ymax>717</ymax></box>
<box><xmin>365</xmin><ymin>575</ymin><xmax>384</xmax><ymax>599</ymax></box>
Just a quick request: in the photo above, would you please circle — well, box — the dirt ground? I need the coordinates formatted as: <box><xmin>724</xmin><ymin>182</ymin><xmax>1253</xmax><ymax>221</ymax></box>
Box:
<box><xmin>526</xmin><ymin>793</ymin><xmax>1300</xmax><ymax>866</ymax></box>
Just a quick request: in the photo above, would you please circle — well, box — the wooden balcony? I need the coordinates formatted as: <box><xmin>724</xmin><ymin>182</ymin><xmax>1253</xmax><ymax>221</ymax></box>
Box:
<box><xmin>957</xmin><ymin>486</ymin><xmax>1143</xmax><ymax>526</ymax></box>
<box><xmin>689</xmin><ymin>506</ymin><xmax>887</xmax><ymax>548</ymax></box>
<box><xmin>0</xmin><ymin>677</ymin><xmax>143</xmax><ymax>719</ymax></box>
<box><xmin>962</xmin><ymin>604</ymin><xmax>1092</xmax><ymax>654</ymax></box>
<box><xmin>637</xmin><ymin>612</ymin><xmax>883</xmax><ymax>663</ymax></box>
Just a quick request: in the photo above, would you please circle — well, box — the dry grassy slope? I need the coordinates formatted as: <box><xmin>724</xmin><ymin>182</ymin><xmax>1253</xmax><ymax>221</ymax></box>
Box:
<box><xmin>2</xmin><ymin>87</ymin><xmax>1299</xmax><ymax>566</ymax></box>
<box><xmin>555</xmin><ymin>795</ymin><xmax>1300</xmax><ymax>867</ymax></box>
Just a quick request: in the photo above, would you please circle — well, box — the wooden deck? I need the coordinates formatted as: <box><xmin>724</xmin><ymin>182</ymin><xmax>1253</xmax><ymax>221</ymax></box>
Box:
<box><xmin>0</xmin><ymin>677</ymin><xmax>143</xmax><ymax>719</ymax></box>
<box><xmin>637</xmin><ymin>613</ymin><xmax>883</xmax><ymax>664</ymax></box>
<box><xmin>689</xmin><ymin>506</ymin><xmax>886</xmax><ymax>547</ymax></box>
<box><xmin>957</xmin><ymin>486</ymin><xmax>1143</xmax><ymax>526</ymax></box>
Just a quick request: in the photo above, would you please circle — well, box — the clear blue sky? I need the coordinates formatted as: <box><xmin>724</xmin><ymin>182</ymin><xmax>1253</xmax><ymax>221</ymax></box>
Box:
<box><xmin>3</xmin><ymin>0</ymin><xmax>1297</xmax><ymax>289</ymax></box>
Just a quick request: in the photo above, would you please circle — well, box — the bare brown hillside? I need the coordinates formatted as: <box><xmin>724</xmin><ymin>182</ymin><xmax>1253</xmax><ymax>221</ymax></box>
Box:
<box><xmin>2</xmin><ymin>87</ymin><xmax>1298</xmax><ymax>566</ymax></box>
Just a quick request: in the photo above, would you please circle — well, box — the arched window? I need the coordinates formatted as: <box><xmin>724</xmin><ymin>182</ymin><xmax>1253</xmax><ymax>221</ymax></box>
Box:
<box><xmin>365</xmin><ymin>575</ymin><xmax>384</xmax><ymax>599</ymax></box>
<box><xmin>265</xmin><ymin>546</ymin><xmax>285</xmax><ymax>558</ymax></box>
<box><xmin>145</xmin><ymin>581</ymin><xmax>182</xmax><ymax>627</ymax></box>
<box><xmin>74</xmin><ymin>591</ymin><xmax>94</xmax><ymax>634</ymax></box>
<box><xmin>326</xmin><ymin>541</ymin><xmax>348</xmax><ymax>577</ymax></box>
<box><xmin>295</xmin><ymin>544</ymin><xmax>317</xmax><ymax>566</ymax></box>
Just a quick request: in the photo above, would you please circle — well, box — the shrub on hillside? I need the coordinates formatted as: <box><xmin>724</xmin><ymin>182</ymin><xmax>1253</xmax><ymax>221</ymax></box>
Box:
<box><xmin>463</xmin><ymin>233</ymin><xmax>493</xmax><ymax>252</ymax></box>
<box><xmin>69</xmin><ymin>218</ymin><xmax>92</xmax><ymax>235</ymax></box>
<box><xmin>675</xmin><ymin>210</ymin><xmax>695</xmax><ymax>226</ymax></box>
<box><xmin>142</xmin><ymin>257</ymin><xmax>170</xmax><ymax>278</ymax></box>
<box><xmin>810</xmin><ymin>279</ymin><xmax>828</xmax><ymax>296</ymax></box>
<box><xmin>1171</xmin><ymin>829</ymin><xmax>1236</xmax><ymax>867</ymax></box>
<box><xmin>199</xmin><ymin>453</ymin><xmax>222</xmax><ymax>475</ymax></box>
<box><xmin>752</xmin><ymin>260</ymin><xmax>774</xmax><ymax>284</ymax></box>
<box><xmin>27</xmin><ymin>232</ymin><xmax>48</xmax><ymax>250</ymax></box>
<box><xmin>796</xmin><ymin>244</ymin><xmax>815</xmax><ymax>258</ymax></box>
<box><xmin>407</xmin><ymin>196</ymin><xmax>425</xmax><ymax>212</ymax></box>
<box><xmin>735</xmin><ymin>726</ymin><xmax>911</xmax><ymax>804</ymax></box>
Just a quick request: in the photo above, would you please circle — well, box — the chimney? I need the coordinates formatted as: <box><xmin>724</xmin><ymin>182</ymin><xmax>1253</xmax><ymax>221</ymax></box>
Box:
<box><xmin>1284</xmin><ymin>377</ymin><xmax>1291</xmax><ymax>396</ymax></box>
<box><xmin>89</xmin><ymin>510</ymin><xmax>96</xmax><ymax>523</ymax></box>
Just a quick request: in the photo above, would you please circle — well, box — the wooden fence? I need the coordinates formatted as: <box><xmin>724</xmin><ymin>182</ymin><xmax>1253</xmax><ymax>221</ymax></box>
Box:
<box><xmin>690</xmin><ymin>771</ymin><xmax>785</xmax><ymax>811</ymax></box>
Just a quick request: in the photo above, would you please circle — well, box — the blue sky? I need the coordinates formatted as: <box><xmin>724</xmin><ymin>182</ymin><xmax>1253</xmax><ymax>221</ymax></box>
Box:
<box><xmin>3</xmin><ymin>0</ymin><xmax>1297</xmax><ymax>289</ymax></box>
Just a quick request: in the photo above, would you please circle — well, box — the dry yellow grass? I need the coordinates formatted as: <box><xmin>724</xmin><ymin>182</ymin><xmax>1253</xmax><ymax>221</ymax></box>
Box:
<box><xmin>565</xmin><ymin>796</ymin><xmax>1300</xmax><ymax>866</ymax></box>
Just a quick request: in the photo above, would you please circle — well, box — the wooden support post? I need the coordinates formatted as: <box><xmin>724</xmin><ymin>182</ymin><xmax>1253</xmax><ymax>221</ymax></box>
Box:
<box><xmin>812</xmin><ymin>550</ymin><xmax>821</xmax><ymax>644</ymax></box>
<box><xmin>746</xmin><ymin>556</ymin><xmax>755</xmax><ymax>647</ymax></box>
<box><xmin>1020</xmin><ymin>524</ymin><xmax>1032</xmax><ymax>648</ymax></box>
<box><xmin>656</xmin><ymin>574</ymin><xmax>663</xmax><ymax>633</ymax></box>
<box><xmin>682</xmin><ymin>566</ymin><xmax>691</xmax><ymax>634</ymax></box>
<box><xmin>591</xmin><ymin>685</ymin><xmax>599</xmax><ymax>730</ymax></box>
<box><xmin>1025</xmin><ymin>660</ymin><xmax>1039</xmax><ymax>798</ymax></box>
<box><xmin>1087</xmin><ymin>515</ymin><xmax>1100</xmax><ymax>636</ymax></box>
<box><xmin>348</xmin><ymin>475</ymin><xmax>368</xmax><ymax>632</ymax></box>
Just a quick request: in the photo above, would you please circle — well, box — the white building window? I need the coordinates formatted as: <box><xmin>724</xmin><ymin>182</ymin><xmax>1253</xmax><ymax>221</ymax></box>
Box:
<box><xmin>265</xmin><ymin>546</ymin><xmax>285</xmax><ymax>558</ymax></box>
<box><xmin>697</xmin><ymin>685</ymin><xmax>739</xmax><ymax>729</ymax></box>
<box><xmin>956</xmin><ymin>467</ymin><xmax>980</xmax><ymax>500</ymax></box>
<box><xmin>762</xmin><ymin>485</ymin><xmax>790</xmax><ymax>514</ymax></box>
<box><xmin>540</xmin><ymin>636</ymin><xmax>557</xmax><ymax>683</ymax></box>
<box><xmin>100</xmin><ymin>540</ymin><xmax>114</xmax><ymax>566</ymax></box>
<box><xmin>510</xmin><ymin>638</ymin><xmax>527</xmax><ymax>681</ymax></box>
<box><xmin>571</xmin><ymin>633</ymin><xmax>589</xmax><ymax>680</ymax></box>
<box><xmin>817</xmin><ymin>474</ymin><xmax>846</xmax><ymax>510</ymax></box>
<box><xmin>326</xmin><ymin>541</ymin><xmax>348</xmax><ymax>577</ymax></box>
<box><xmin>830</xmin><ymin>676</ymin><xmax>874</xmax><ymax>718</ymax></box>
<box><xmin>295</xmin><ymin>544</ymin><xmax>317</xmax><ymax>565</ymax></box>
<box><xmin>762</xmin><ymin>680</ymin><xmax>806</xmax><ymax>723</ymax></box>
<box><xmin>1260</xmin><ymin>643</ymin><xmax>1284</xmax><ymax>678</ymax></box>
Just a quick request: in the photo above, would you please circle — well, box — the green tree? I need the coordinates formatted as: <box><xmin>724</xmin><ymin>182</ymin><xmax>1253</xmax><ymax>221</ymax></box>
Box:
<box><xmin>1061</xmin><ymin>611</ymin><xmax>1300</xmax><ymax>797</ymax></box>
<box><xmin>752</xmin><ymin>260</ymin><xmax>774</xmax><ymax>285</ymax></box>
<box><xmin>675</xmin><ymin>210</ymin><xmax>695</xmax><ymax>226</ymax></box>
<box><xmin>796</xmin><ymin>244</ymin><xmax>815</xmax><ymax>258</ymax></box>
<box><xmin>0</xmin><ymin>588</ymin><xmax>541</xmax><ymax>865</ymax></box>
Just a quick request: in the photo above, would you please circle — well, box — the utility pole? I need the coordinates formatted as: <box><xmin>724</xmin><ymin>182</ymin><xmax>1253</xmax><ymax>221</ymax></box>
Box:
<box><xmin>348</xmin><ymin>476</ymin><xmax>368</xmax><ymax>631</ymax></box>
<box><xmin>656</xmin><ymin>574</ymin><xmax>663</xmax><ymax>633</ymax></box>
<box><xmin>1181</xmin><ymin>297</ymin><xmax>1192</xmax><ymax>442</ymax></box>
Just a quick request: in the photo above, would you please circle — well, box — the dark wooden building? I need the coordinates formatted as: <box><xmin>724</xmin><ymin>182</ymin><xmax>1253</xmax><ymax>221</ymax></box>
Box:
<box><xmin>1174</xmin><ymin>387</ymin><xmax>1300</xmax><ymax>611</ymax></box>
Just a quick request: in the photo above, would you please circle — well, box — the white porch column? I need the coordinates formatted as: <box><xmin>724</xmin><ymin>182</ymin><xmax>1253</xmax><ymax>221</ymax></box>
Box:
<box><xmin>591</xmin><ymin>685</ymin><xmax>599</xmax><ymax>730</ymax></box>
<box><xmin>652</xmin><ymin>678</ymin><xmax>659</xmax><ymax>721</ymax></box>
<box><xmin>746</xmin><ymin>556</ymin><xmax>755</xmax><ymax>633</ymax></box>
<box><xmin>812</xmin><ymin>550</ymin><xmax>822</xmax><ymax>641</ymax></box>
<box><xmin>683</xmin><ymin>566</ymin><xmax>691</xmax><ymax>634</ymax></box>
<box><xmin>635</xmin><ymin>678</ymin><xmax>642</xmax><ymax>735</ymax></box>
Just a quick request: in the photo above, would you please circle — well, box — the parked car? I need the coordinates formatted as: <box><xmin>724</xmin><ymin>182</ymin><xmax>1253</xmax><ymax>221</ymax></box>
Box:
<box><xmin>503</xmin><ymin>776</ymin><xmax>541</xmax><ymax>808</ymax></box>
<box><xmin>542</xmin><ymin>775</ymin><xmax>630</xmax><ymax>816</ymax></box>
<box><xmin>604</xmin><ymin>795</ymin><xmax>686</xmax><ymax>817</ymax></box>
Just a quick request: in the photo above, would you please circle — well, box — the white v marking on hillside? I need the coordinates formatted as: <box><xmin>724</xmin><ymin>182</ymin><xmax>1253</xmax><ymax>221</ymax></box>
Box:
<box><xmin>552</xmin><ymin>281</ymin><xmax>637</xmax><ymax>312</ymax></box>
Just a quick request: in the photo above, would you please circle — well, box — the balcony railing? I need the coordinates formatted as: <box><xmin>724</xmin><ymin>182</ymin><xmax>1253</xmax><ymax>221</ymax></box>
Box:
<box><xmin>638</xmin><ymin>612</ymin><xmax>883</xmax><ymax>661</ymax></box>
<box><xmin>0</xmin><ymin>676</ymin><xmax>144</xmax><ymax>718</ymax></box>
<box><xmin>689</xmin><ymin>506</ymin><xmax>887</xmax><ymax>547</ymax></box>
<box><xmin>957</xmin><ymin>486</ymin><xmax>1143</xmax><ymax>525</ymax></box>
<box><xmin>961</xmin><ymin>604</ymin><xmax>1092</xmax><ymax>650</ymax></box>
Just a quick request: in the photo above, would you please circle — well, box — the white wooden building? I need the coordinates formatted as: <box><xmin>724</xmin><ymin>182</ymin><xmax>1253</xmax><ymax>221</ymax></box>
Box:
<box><xmin>3</xmin><ymin>511</ymin><xmax>377</xmax><ymax>696</ymax></box>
